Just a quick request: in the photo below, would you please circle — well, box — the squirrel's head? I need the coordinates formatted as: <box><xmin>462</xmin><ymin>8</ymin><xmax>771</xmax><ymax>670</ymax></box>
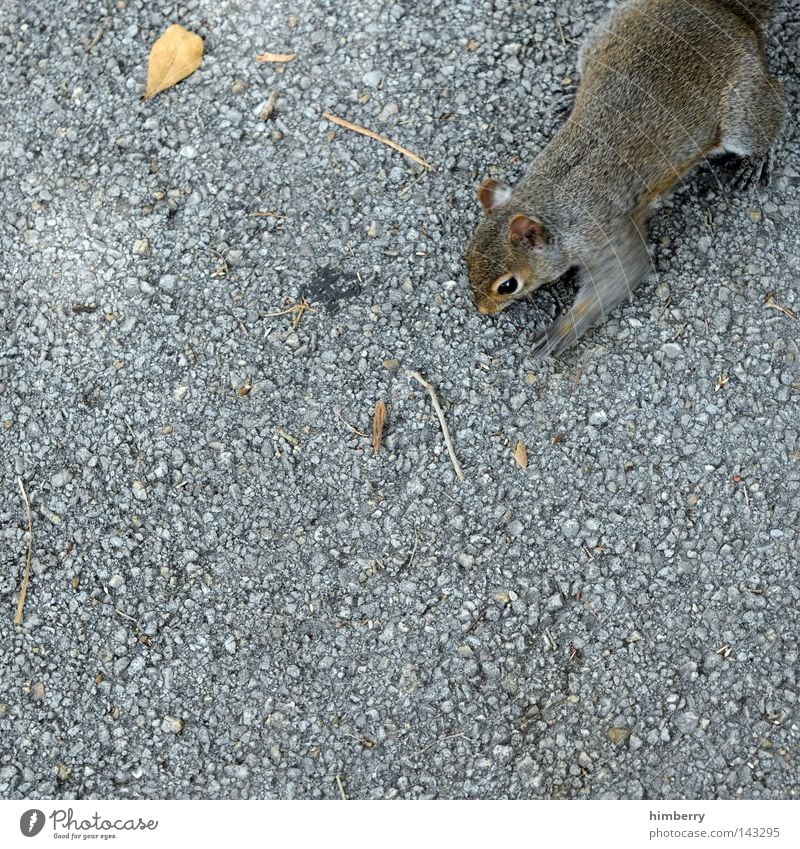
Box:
<box><xmin>466</xmin><ymin>178</ymin><xmax>558</xmax><ymax>315</ymax></box>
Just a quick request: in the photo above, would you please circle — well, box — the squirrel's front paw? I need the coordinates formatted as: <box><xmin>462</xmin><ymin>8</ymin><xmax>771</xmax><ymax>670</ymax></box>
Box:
<box><xmin>531</xmin><ymin>314</ymin><xmax>582</xmax><ymax>360</ymax></box>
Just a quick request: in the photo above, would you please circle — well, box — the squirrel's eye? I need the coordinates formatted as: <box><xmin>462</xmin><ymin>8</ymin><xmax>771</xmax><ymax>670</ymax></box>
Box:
<box><xmin>496</xmin><ymin>277</ymin><xmax>519</xmax><ymax>296</ymax></box>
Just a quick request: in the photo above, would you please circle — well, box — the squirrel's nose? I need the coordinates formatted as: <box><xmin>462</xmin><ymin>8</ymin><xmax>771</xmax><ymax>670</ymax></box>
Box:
<box><xmin>477</xmin><ymin>301</ymin><xmax>500</xmax><ymax>315</ymax></box>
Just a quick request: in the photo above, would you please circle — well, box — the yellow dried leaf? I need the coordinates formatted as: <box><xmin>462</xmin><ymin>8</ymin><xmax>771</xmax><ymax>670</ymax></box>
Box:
<box><xmin>608</xmin><ymin>727</ymin><xmax>630</xmax><ymax>745</ymax></box>
<box><xmin>513</xmin><ymin>440</ymin><xmax>528</xmax><ymax>469</ymax></box>
<box><xmin>373</xmin><ymin>400</ymin><xmax>387</xmax><ymax>455</ymax></box>
<box><xmin>144</xmin><ymin>24</ymin><xmax>204</xmax><ymax>100</ymax></box>
<box><xmin>256</xmin><ymin>52</ymin><xmax>296</xmax><ymax>63</ymax></box>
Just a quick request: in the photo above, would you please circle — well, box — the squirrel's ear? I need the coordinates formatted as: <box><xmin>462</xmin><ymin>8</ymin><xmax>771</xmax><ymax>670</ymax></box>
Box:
<box><xmin>478</xmin><ymin>178</ymin><xmax>512</xmax><ymax>213</ymax></box>
<box><xmin>509</xmin><ymin>214</ymin><xmax>544</xmax><ymax>247</ymax></box>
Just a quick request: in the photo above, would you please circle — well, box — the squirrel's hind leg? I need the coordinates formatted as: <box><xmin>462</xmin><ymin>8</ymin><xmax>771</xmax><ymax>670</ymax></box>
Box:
<box><xmin>531</xmin><ymin>223</ymin><xmax>651</xmax><ymax>360</ymax></box>
<box><xmin>719</xmin><ymin>60</ymin><xmax>784</xmax><ymax>189</ymax></box>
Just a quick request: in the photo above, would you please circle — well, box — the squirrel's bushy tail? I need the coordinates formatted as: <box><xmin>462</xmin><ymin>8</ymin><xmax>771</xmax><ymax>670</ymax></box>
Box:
<box><xmin>715</xmin><ymin>1</ymin><xmax>777</xmax><ymax>26</ymax></box>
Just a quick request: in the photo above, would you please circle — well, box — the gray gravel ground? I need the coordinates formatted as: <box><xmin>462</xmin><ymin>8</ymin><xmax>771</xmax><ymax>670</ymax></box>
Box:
<box><xmin>1</xmin><ymin>0</ymin><xmax>799</xmax><ymax>800</ymax></box>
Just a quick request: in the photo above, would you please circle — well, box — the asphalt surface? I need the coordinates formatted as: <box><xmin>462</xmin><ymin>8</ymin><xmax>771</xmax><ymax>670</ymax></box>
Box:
<box><xmin>1</xmin><ymin>0</ymin><xmax>798</xmax><ymax>800</ymax></box>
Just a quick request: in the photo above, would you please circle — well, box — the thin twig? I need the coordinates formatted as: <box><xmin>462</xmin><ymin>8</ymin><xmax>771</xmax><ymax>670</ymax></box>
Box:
<box><xmin>335</xmin><ymin>775</ymin><xmax>348</xmax><ymax>800</ymax></box>
<box><xmin>400</xmin><ymin>534</ymin><xmax>419</xmax><ymax>570</ymax></box>
<box><xmin>276</xmin><ymin>427</ymin><xmax>299</xmax><ymax>447</ymax></box>
<box><xmin>264</xmin><ymin>298</ymin><xmax>314</xmax><ymax>328</ymax></box>
<box><xmin>543</xmin><ymin>627</ymin><xmax>558</xmax><ymax>651</ymax></box>
<box><xmin>412</xmin><ymin>732</ymin><xmax>471</xmax><ymax>757</ymax></box>
<box><xmin>669</xmin><ymin>323</ymin><xmax>687</xmax><ymax>342</ymax></box>
<box><xmin>323</xmin><ymin>112</ymin><xmax>434</xmax><ymax>171</ymax></box>
<box><xmin>408</xmin><ymin>370</ymin><xmax>465</xmax><ymax>481</ymax></box>
<box><xmin>94</xmin><ymin>599</ymin><xmax>138</xmax><ymax>624</ymax></box>
<box><xmin>84</xmin><ymin>16</ymin><xmax>111</xmax><ymax>54</ymax></box>
<box><xmin>14</xmin><ymin>477</ymin><xmax>33</xmax><ymax>626</ymax></box>
<box><xmin>555</xmin><ymin>16</ymin><xmax>567</xmax><ymax>47</ymax></box>
<box><xmin>264</xmin><ymin>302</ymin><xmax>306</xmax><ymax>317</ymax></box>
<box><xmin>656</xmin><ymin>295</ymin><xmax>673</xmax><ymax>321</ymax></box>
<box><xmin>210</xmin><ymin>246</ymin><xmax>229</xmax><ymax>278</ymax></box>
<box><xmin>398</xmin><ymin>170</ymin><xmax>430</xmax><ymax>198</ymax></box>
<box><xmin>255</xmin><ymin>52</ymin><xmax>296</xmax><ymax>63</ymax></box>
<box><xmin>764</xmin><ymin>292</ymin><xmax>798</xmax><ymax>320</ymax></box>
<box><xmin>335</xmin><ymin>407</ymin><xmax>368</xmax><ymax>438</ymax></box>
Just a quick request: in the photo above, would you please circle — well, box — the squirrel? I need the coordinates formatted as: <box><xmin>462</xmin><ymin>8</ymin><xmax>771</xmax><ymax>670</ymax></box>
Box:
<box><xmin>466</xmin><ymin>0</ymin><xmax>784</xmax><ymax>358</ymax></box>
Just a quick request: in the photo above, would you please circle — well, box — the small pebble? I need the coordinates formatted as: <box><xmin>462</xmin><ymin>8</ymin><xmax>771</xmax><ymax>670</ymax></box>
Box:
<box><xmin>51</xmin><ymin>470</ymin><xmax>72</xmax><ymax>487</ymax></box>
<box><xmin>675</xmin><ymin>710</ymin><xmax>700</xmax><ymax>734</ymax></box>
<box><xmin>589</xmin><ymin>410</ymin><xmax>608</xmax><ymax>427</ymax></box>
<box><xmin>362</xmin><ymin>70</ymin><xmax>382</xmax><ymax>88</ymax></box>
<box><xmin>378</xmin><ymin>102</ymin><xmax>399</xmax><ymax>121</ymax></box>
<box><xmin>161</xmin><ymin>716</ymin><xmax>184</xmax><ymax>734</ymax></box>
<box><xmin>562</xmin><ymin>518</ymin><xmax>580</xmax><ymax>539</ymax></box>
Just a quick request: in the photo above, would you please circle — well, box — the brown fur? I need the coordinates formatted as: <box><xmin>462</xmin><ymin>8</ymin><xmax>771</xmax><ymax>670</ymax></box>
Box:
<box><xmin>466</xmin><ymin>0</ymin><xmax>784</xmax><ymax>358</ymax></box>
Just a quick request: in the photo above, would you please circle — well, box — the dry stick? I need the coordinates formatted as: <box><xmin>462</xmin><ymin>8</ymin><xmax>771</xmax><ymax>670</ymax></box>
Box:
<box><xmin>264</xmin><ymin>299</ymin><xmax>314</xmax><ymax>329</ymax></box>
<box><xmin>335</xmin><ymin>407</ymin><xmax>368</xmax><ymax>438</ymax></box>
<box><xmin>323</xmin><ymin>112</ymin><xmax>434</xmax><ymax>171</ymax></box>
<box><xmin>335</xmin><ymin>775</ymin><xmax>348</xmax><ymax>800</ymax></box>
<box><xmin>408</xmin><ymin>370</ymin><xmax>465</xmax><ymax>481</ymax></box>
<box><xmin>372</xmin><ymin>400</ymin><xmax>388</xmax><ymax>455</ymax></box>
<box><xmin>84</xmin><ymin>16</ymin><xmax>111</xmax><ymax>54</ymax></box>
<box><xmin>764</xmin><ymin>293</ymin><xmax>798</xmax><ymax>320</ymax></box>
<box><xmin>412</xmin><ymin>731</ymin><xmax>471</xmax><ymax>757</ymax></box>
<box><xmin>14</xmin><ymin>477</ymin><xmax>33</xmax><ymax>626</ymax></box>
<box><xmin>258</xmin><ymin>90</ymin><xmax>279</xmax><ymax>121</ymax></box>
<box><xmin>555</xmin><ymin>16</ymin><xmax>567</xmax><ymax>47</ymax></box>
<box><xmin>255</xmin><ymin>52</ymin><xmax>296</xmax><ymax>63</ymax></box>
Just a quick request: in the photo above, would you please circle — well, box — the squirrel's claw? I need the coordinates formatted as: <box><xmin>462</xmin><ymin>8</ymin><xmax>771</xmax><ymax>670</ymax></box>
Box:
<box><xmin>731</xmin><ymin>151</ymin><xmax>774</xmax><ymax>191</ymax></box>
<box><xmin>551</xmin><ymin>84</ymin><xmax>578</xmax><ymax>122</ymax></box>
<box><xmin>531</xmin><ymin>314</ymin><xmax>583</xmax><ymax>360</ymax></box>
